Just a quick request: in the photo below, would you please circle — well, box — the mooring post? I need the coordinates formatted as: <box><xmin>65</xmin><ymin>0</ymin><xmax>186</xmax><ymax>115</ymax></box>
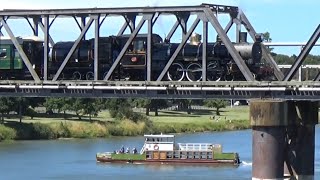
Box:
<box><xmin>250</xmin><ymin>100</ymin><xmax>288</xmax><ymax>180</ymax></box>
<box><xmin>284</xmin><ymin>101</ymin><xmax>318</xmax><ymax>180</ymax></box>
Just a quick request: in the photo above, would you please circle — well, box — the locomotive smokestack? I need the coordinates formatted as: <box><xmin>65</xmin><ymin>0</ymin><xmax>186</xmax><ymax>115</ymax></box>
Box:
<box><xmin>240</xmin><ymin>32</ymin><xmax>247</xmax><ymax>43</ymax></box>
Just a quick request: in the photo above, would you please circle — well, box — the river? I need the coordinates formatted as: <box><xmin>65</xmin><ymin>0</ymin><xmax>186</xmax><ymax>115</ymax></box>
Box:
<box><xmin>0</xmin><ymin>126</ymin><xmax>319</xmax><ymax>180</ymax></box>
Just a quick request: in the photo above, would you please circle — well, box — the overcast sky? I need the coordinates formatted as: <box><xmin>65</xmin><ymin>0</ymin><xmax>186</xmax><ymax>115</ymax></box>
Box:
<box><xmin>1</xmin><ymin>0</ymin><xmax>319</xmax><ymax>55</ymax></box>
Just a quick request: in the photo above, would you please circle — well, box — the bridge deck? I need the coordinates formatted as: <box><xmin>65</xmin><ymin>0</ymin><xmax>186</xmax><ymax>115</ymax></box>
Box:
<box><xmin>0</xmin><ymin>80</ymin><xmax>319</xmax><ymax>100</ymax></box>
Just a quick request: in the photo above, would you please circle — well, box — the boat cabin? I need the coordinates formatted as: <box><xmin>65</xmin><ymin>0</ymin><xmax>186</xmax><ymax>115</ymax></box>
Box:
<box><xmin>141</xmin><ymin>134</ymin><xmax>175</xmax><ymax>153</ymax></box>
<box><xmin>141</xmin><ymin>134</ymin><xmax>226</xmax><ymax>161</ymax></box>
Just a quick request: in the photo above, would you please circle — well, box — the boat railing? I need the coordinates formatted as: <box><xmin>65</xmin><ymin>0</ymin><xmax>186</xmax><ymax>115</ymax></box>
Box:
<box><xmin>177</xmin><ymin>143</ymin><xmax>221</xmax><ymax>152</ymax></box>
<box><xmin>140</xmin><ymin>143</ymin><xmax>146</xmax><ymax>154</ymax></box>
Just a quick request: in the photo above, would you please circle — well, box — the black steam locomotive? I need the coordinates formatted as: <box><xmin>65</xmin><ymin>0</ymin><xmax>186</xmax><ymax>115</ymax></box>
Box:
<box><xmin>0</xmin><ymin>33</ymin><xmax>274</xmax><ymax>81</ymax></box>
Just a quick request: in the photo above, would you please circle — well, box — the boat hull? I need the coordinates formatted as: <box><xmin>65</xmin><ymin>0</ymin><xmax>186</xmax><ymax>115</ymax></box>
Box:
<box><xmin>96</xmin><ymin>157</ymin><xmax>239</xmax><ymax>165</ymax></box>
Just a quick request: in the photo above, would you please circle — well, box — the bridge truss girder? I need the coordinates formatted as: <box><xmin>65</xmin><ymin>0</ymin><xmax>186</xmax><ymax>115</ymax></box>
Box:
<box><xmin>0</xmin><ymin>4</ymin><xmax>277</xmax><ymax>84</ymax></box>
<box><xmin>0</xmin><ymin>81</ymin><xmax>319</xmax><ymax>100</ymax></box>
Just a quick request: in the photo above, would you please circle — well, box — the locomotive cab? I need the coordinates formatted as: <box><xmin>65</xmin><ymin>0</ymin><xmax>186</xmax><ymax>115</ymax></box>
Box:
<box><xmin>117</xmin><ymin>34</ymin><xmax>163</xmax><ymax>80</ymax></box>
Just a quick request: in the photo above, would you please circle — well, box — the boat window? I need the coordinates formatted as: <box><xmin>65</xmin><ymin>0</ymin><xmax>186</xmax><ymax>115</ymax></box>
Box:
<box><xmin>173</xmin><ymin>151</ymin><xmax>180</xmax><ymax>159</ymax></box>
<box><xmin>200</xmin><ymin>152</ymin><xmax>207</xmax><ymax>159</ymax></box>
<box><xmin>187</xmin><ymin>152</ymin><xmax>193</xmax><ymax>159</ymax></box>
<box><xmin>193</xmin><ymin>152</ymin><xmax>200</xmax><ymax>159</ymax></box>
<box><xmin>146</xmin><ymin>151</ymin><xmax>152</xmax><ymax>159</ymax></box>
<box><xmin>180</xmin><ymin>151</ymin><xmax>187</xmax><ymax>159</ymax></box>
<box><xmin>0</xmin><ymin>49</ymin><xmax>7</xmax><ymax>59</ymax></box>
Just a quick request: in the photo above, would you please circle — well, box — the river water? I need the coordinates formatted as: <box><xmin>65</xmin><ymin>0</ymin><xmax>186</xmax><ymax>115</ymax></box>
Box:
<box><xmin>0</xmin><ymin>126</ymin><xmax>319</xmax><ymax>180</ymax></box>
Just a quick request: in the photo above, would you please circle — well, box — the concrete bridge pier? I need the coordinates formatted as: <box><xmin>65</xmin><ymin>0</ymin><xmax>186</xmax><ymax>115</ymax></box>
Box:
<box><xmin>250</xmin><ymin>100</ymin><xmax>288</xmax><ymax>180</ymax></box>
<box><xmin>284</xmin><ymin>101</ymin><xmax>318</xmax><ymax>180</ymax></box>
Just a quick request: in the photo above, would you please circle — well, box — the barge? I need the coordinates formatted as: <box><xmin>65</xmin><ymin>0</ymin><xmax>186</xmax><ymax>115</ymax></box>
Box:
<box><xmin>96</xmin><ymin>134</ymin><xmax>240</xmax><ymax>165</ymax></box>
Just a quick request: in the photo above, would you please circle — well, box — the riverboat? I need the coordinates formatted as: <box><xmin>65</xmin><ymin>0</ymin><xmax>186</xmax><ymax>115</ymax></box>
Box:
<box><xmin>96</xmin><ymin>134</ymin><xmax>240</xmax><ymax>165</ymax></box>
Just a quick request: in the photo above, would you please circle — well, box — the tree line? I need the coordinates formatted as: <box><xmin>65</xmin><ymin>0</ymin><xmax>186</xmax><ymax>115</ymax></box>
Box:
<box><xmin>0</xmin><ymin>97</ymin><xmax>229</xmax><ymax>123</ymax></box>
<box><xmin>263</xmin><ymin>32</ymin><xmax>320</xmax><ymax>80</ymax></box>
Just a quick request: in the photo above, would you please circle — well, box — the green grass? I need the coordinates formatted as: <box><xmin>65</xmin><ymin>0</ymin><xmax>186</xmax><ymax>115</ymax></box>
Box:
<box><xmin>0</xmin><ymin>106</ymin><xmax>251</xmax><ymax>140</ymax></box>
<box><xmin>3</xmin><ymin>106</ymin><xmax>249</xmax><ymax>124</ymax></box>
<box><xmin>149</xmin><ymin>106</ymin><xmax>249</xmax><ymax>124</ymax></box>
<box><xmin>214</xmin><ymin>153</ymin><xmax>236</xmax><ymax>160</ymax></box>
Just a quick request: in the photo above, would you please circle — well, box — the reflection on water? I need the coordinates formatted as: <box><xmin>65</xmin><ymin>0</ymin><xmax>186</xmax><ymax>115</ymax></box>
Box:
<box><xmin>0</xmin><ymin>126</ymin><xmax>318</xmax><ymax>180</ymax></box>
<box><xmin>97</xmin><ymin>161</ymin><xmax>239</xmax><ymax>171</ymax></box>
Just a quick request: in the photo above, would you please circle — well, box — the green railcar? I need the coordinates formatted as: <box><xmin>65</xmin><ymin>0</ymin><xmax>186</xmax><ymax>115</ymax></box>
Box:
<box><xmin>0</xmin><ymin>37</ymin><xmax>43</xmax><ymax>79</ymax></box>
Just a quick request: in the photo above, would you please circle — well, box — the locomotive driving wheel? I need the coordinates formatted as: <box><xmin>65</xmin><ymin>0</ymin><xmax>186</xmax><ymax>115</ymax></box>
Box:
<box><xmin>86</xmin><ymin>71</ymin><xmax>94</xmax><ymax>80</ymax></box>
<box><xmin>72</xmin><ymin>71</ymin><xmax>82</xmax><ymax>80</ymax></box>
<box><xmin>207</xmin><ymin>61</ymin><xmax>223</xmax><ymax>81</ymax></box>
<box><xmin>186</xmin><ymin>63</ymin><xmax>202</xmax><ymax>82</ymax></box>
<box><xmin>167</xmin><ymin>63</ymin><xmax>185</xmax><ymax>81</ymax></box>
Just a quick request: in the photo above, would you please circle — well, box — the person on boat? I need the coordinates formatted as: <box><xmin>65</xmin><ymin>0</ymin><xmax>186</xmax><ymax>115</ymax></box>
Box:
<box><xmin>132</xmin><ymin>147</ymin><xmax>137</xmax><ymax>154</ymax></box>
<box><xmin>120</xmin><ymin>145</ymin><xmax>125</xmax><ymax>153</ymax></box>
<box><xmin>126</xmin><ymin>147</ymin><xmax>130</xmax><ymax>154</ymax></box>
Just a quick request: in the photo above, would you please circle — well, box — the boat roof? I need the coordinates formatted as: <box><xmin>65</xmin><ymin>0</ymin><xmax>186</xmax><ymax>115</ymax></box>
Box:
<box><xmin>144</xmin><ymin>134</ymin><xmax>174</xmax><ymax>138</ymax></box>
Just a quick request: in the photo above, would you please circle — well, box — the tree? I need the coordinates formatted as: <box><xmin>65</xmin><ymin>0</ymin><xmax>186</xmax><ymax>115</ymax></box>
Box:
<box><xmin>174</xmin><ymin>99</ymin><xmax>192</xmax><ymax>114</ymax></box>
<box><xmin>106</xmin><ymin>99</ymin><xmax>132</xmax><ymax>119</ymax></box>
<box><xmin>149</xmin><ymin>99</ymin><xmax>168</xmax><ymax>116</ymax></box>
<box><xmin>69</xmin><ymin>98</ymin><xmax>86</xmax><ymax>120</ymax></box>
<box><xmin>44</xmin><ymin>97</ymin><xmax>71</xmax><ymax>119</ymax></box>
<box><xmin>263</xmin><ymin>32</ymin><xmax>272</xmax><ymax>42</ymax></box>
<box><xmin>204</xmin><ymin>99</ymin><xmax>228</xmax><ymax>116</ymax></box>
<box><xmin>132</xmin><ymin>98</ymin><xmax>151</xmax><ymax>115</ymax></box>
<box><xmin>132</xmin><ymin>99</ymin><xmax>169</xmax><ymax>116</ymax></box>
<box><xmin>0</xmin><ymin>97</ymin><xmax>12</xmax><ymax>123</ymax></box>
<box><xmin>82</xmin><ymin>98</ymin><xmax>104</xmax><ymax>121</ymax></box>
<box><xmin>262</xmin><ymin>32</ymin><xmax>274</xmax><ymax>52</ymax></box>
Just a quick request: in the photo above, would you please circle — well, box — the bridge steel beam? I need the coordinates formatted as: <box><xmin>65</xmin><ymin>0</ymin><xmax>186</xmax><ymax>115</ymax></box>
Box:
<box><xmin>198</xmin><ymin>13</ymin><xmax>208</xmax><ymax>82</ymax></box>
<box><xmin>24</xmin><ymin>16</ymin><xmax>56</xmax><ymax>46</ymax></box>
<box><xmin>285</xmin><ymin>24</ymin><xmax>320</xmax><ymax>81</ymax></box>
<box><xmin>165</xmin><ymin>20</ymin><xmax>179</xmax><ymax>42</ymax></box>
<box><xmin>52</xmin><ymin>17</ymin><xmax>94</xmax><ymax>81</ymax></box>
<box><xmin>147</xmin><ymin>14</ymin><xmax>155</xmax><ymax>81</ymax></box>
<box><xmin>43</xmin><ymin>16</ymin><xmax>49</xmax><ymax>81</ymax></box>
<box><xmin>0</xmin><ymin>4</ymin><xmax>280</xmax><ymax>84</ymax></box>
<box><xmin>0</xmin><ymin>21</ymin><xmax>3</xmax><ymax>36</ymax></box>
<box><xmin>284</xmin><ymin>101</ymin><xmax>318</xmax><ymax>179</ymax></box>
<box><xmin>104</xmin><ymin>14</ymin><xmax>153</xmax><ymax>80</ymax></box>
<box><xmin>204</xmin><ymin>8</ymin><xmax>254</xmax><ymax>81</ymax></box>
<box><xmin>176</xmin><ymin>12</ymin><xmax>190</xmax><ymax>39</ymax></box>
<box><xmin>39</xmin><ymin>19</ymin><xmax>55</xmax><ymax>46</ymax></box>
<box><xmin>240</xmin><ymin>12</ymin><xmax>284</xmax><ymax>81</ymax></box>
<box><xmin>156</xmin><ymin>16</ymin><xmax>200</xmax><ymax>81</ymax></box>
<box><xmin>25</xmin><ymin>17</ymin><xmax>40</xmax><ymax>36</ymax></box>
<box><xmin>250</xmin><ymin>100</ymin><xmax>288</xmax><ymax>179</ymax></box>
<box><xmin>117</xmin><ymin>14</ymin><xmax>137</xmax><ymax>35</ymax></box>
<box><xmin>94</xmin><ymin>15</ymin><xmax>100</xmax><ymax>81</ymax></box>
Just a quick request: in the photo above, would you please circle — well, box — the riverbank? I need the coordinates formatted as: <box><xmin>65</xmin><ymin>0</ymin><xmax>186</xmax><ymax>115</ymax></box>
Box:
<box><xmin>0</xmin><ymin>106</ymin><xmax>250</xmax><ymax>141</ymax></box>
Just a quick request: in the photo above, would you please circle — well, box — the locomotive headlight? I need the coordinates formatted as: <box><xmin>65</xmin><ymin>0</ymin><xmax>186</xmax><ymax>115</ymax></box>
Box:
<box><xmin>131</xmin><ymin>56</ymin><xmax>138</xmax><ymax>63</ymax></box>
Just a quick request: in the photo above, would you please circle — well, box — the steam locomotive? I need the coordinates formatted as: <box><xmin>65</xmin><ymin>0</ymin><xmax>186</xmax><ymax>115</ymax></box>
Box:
<box><xmin>0</xmin><ymin>33</ymin><xmax>274</xmax><ymax>81</ymax></box>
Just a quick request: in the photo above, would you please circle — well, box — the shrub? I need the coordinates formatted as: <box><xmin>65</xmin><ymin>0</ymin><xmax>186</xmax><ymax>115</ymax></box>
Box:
<box><xmin>32</xmin><ymin>122</ymin><xmax>57</xmax><ymax>139</ymax></box>
<box><xmin>0</xmin><ymin>125</ymin><xmax>16</xmax><ymax>141</ymax></box>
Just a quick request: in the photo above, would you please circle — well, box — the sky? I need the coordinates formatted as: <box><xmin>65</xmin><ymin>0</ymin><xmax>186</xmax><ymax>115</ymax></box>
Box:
<box><xmin>0</xmin><ymin>0</ymin><xmax>319</xmax><ymax>55</ymax></box>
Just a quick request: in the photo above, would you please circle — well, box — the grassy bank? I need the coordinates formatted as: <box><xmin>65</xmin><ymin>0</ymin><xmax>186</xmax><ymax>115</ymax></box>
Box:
<box><xmin>0</xmin><ymin>106</ymin><xmax>250</xmax><ymax>141</ymax></box>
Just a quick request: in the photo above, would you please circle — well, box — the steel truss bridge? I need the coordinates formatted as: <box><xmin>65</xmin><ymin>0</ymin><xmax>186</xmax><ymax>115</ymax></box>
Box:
<box><xmin>0</xmin><ymin>4</ymin><xmax>320</xmax><ymax>99</ymax></box>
